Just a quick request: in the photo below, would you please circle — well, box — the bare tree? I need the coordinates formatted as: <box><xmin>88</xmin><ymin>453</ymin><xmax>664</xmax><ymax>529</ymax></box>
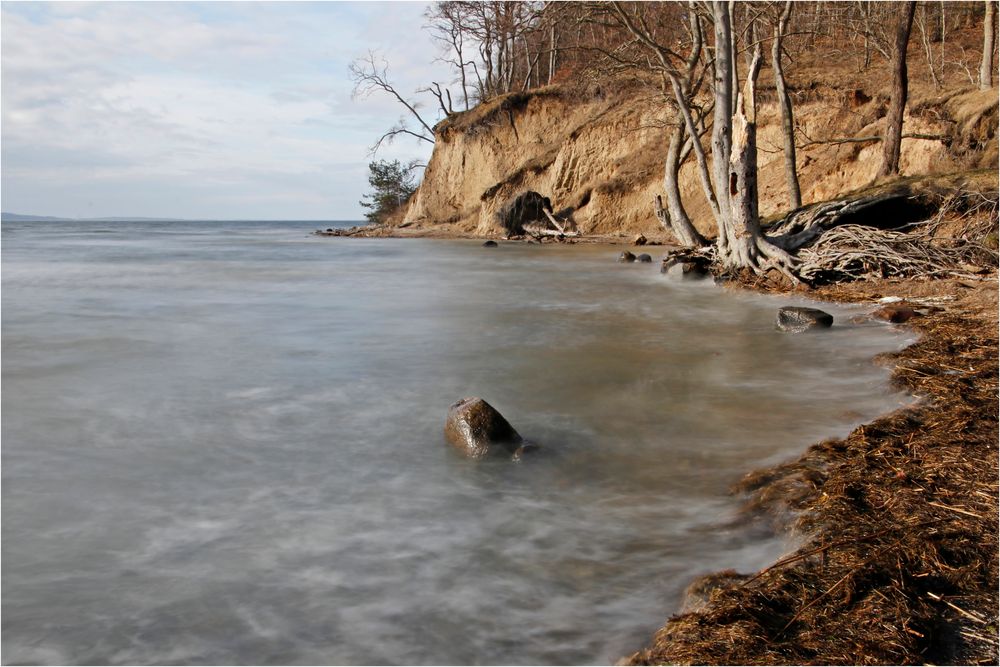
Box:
<box><xmin>707</xmin><ymin>1</ymin><xmax>794</xmax><ymax>277</ymax></box>
<box><xmin>771</xmin><ymin>0</ymin><xmax>801</xmax><ymax>209</ymax></box>
<box><xmin>606</xmin><ymin>1</ymin><xmax>709</xmax><ymax>248</ymax></box>
<box><xmin>426</xmin><ymin>2</ymin><xmax>474</xmax><ymax>110</ymax></box>
<box><xmin>350</xmin><ymin>51</ymin><xmax>437</xmax><ymax>153</ymax></box>
<box><xmin>981</xmin><ymin>0</ymin><xmax>997</xmax><ymax>89</ymax></box>
<box><xmin>879</xmin><ymin>1</ymin><xmax>917</xmax><ymax>178</ymax></box>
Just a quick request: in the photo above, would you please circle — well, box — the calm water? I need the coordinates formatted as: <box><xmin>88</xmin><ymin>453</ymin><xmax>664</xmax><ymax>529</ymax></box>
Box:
<box><xmin>2</xmin><ymin>220</ymin><xmax>913</xmax><ymax>665</ymax></box>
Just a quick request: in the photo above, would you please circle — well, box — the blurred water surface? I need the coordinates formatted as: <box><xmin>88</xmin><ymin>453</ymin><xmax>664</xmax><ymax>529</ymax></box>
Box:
<box><xmin>1</xmin><ymin>220</ymin><xmax>913</xmax><ymax>665</ymax></box>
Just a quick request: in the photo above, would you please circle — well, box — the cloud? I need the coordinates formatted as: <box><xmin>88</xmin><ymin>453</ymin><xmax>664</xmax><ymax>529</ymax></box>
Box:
<box><xmin>1</xmin><ymin>1</ymin><xmax>452</xmax><ymax>219</ymax></box>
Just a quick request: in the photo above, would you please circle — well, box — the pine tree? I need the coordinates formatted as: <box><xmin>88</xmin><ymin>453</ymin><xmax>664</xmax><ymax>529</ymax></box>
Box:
<box><xmin>359</xmin><ymin>159</ymin><xmax>419</xmax><ymax>224</ymax></box>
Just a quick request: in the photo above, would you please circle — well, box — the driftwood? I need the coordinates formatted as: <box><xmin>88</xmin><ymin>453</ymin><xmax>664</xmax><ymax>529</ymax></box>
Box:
<box><xmin>522</xmin><ymin>223</ymin><xmax>578</xmax><ymax>238</ymax></box>
<box><xmin>541</xmin><ymin>207</ymin><xmax>567</xmax><ymax>234</ymax></box>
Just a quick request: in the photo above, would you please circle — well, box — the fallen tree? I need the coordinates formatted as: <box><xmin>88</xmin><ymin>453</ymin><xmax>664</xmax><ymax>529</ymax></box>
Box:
<box><xmin>495</xmin><ymin>190</ymin><xmax>576</xmax><ymax>239</ymax></box>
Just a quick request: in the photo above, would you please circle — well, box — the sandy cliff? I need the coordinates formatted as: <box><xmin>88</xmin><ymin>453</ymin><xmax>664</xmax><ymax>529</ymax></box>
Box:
<box><xmin>397</xmin><ymin>83</ymin><xmax>996</xmax><ymax>240</ymax></box>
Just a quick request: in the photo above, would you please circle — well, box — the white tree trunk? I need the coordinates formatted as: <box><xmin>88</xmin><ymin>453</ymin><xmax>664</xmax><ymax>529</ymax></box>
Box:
<box><xmin>716</xmin><ymin>38</ymin><xmax>798</xmax><ymax>279</ymax></box>
<box><xmin>711</xmin><ymin>0</ymin><xmax>734</xmax><ymax>249</ymax></box>
<box><xmin>657</xmin><ymin>117</ymin><xmax>708</xmax><ymax>248</ymax></box>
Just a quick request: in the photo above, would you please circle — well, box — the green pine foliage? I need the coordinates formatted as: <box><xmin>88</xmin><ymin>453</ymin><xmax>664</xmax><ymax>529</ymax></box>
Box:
<box><xmin>359</xmin><ymin>159</ymin><xmax>420</xmax><ymax>224</ymax></box>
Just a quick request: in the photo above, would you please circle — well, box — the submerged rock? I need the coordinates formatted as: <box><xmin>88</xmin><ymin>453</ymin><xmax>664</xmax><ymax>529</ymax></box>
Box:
<box><xmin>618</xmin><ymin>251</ymin><xmax>636</xmax><ymax>263</ymax></box>
<box><xmin>482</xmin><ymin>240</ymin><xmax>498</xmax><ymax>248</ymax></box>
<box><xmin>444</xmin><ymin>397</ymin><xmax>528</xmax><ymax>460</ymax></box>
<box><xmin>776</xmin><ymin>306</ymin><xmax>834</xmax><ymax>333</ymax></box>
<box><xmin>872</xmin><ymin>304</ymin><xmax>917</xmax><ymax>323</ymax></box>
<box><xmin>637</xmin><ymin>253</ymin><xmax>652</xmax><ymax>263</ymax></box>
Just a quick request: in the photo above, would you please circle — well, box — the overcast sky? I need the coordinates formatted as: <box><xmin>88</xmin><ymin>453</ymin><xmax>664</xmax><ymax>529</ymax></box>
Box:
<box><xmin>1</xmin><ymin>1</ymin><xmax>452</xmax><ymax>220</ymax></box>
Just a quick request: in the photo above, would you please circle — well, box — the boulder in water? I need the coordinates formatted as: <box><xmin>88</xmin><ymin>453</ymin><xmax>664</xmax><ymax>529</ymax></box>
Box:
<box><xmin>633</xmin><ymin>234</ymin><xmax>647</xmax><ymax>246</ymax></box>
<box><xmin>872</xmin><ymin>304</ymin><xmax>916</xmax><ymax>323</ymax></box>
<box><xmin>637</xmin><ymin>253</ymin><xmax>652</xmax><ymax>263</ymax></box>
<box><xmin>444</xmin><ymin>397</ymin><xmax>525</xmax><ymax>460</ymax></box>
<box><xmin>482</xmin><ymin>240</ymin><xmax>498</xmax><ymax>248</ymax></box>
<box><xmin>776</xmin><ymin>306</ymin><xmax>834</xmax><ymax>333</ymax></box>
<box><xmin>618</xmin><ymin>251</ymin><xmax>636</xmax><ymax>263</ymax></box>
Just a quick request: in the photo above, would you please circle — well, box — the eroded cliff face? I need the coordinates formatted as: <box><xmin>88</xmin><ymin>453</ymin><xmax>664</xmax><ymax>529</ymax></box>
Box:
<box><xmin>398</xmin><ymin>84</ymin><xmax>996</xmax><ymax>240</ymax></box>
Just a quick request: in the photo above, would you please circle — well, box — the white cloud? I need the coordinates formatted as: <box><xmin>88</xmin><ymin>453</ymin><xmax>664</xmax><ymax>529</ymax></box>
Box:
<box><xmin>1</xmin><ymin>1</ymin><xmax>452</xmax><ymax>219</ymax></box>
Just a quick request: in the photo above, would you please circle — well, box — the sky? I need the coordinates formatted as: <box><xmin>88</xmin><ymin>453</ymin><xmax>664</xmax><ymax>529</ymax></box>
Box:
<box><xmin>1</xmin><ymin>1</ymin><xmax>454</xmax><ymax>220</ymax></box>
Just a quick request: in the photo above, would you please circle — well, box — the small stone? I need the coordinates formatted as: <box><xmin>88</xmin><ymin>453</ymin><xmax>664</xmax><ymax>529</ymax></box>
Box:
<box><xmin>637</xmin><ymin>253</ymin><xmax>652</xmax><ymax>263</ymax></box>
<box><xmin>776</xmin><ymin>306</ymin><xmax>834</xmax><ymax>333</ymax></box>
<box><xmin>618</xmin><ymin>251</ymin><xmax>636</xmax><ymax>263</ymax></box>
<box><xmin>482</xmin><ymin>240</ymin><xmax>498</xmax><ymax>247</ymax></box>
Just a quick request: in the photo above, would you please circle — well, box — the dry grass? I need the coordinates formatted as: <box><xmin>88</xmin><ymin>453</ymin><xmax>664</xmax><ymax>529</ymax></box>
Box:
<box><xmin>625</xmin><ymin>276</ymin><xmax>998</xmax><ymax>665</ymax></box>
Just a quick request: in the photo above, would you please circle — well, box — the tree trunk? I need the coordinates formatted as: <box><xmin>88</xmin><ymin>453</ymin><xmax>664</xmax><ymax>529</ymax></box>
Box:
<box><xmin>879</xmin><ymin>1</ymin><xmax>916</xmax><ymax>178</ymax></box>
<box><xmin>711</xmin><ymin>0</ymin><xmax>734</xmax><ymax>244</ymax></box>
<box><xmin>548</xmin><ymin>24</ymin><xmax>557</xmax><ymax>84</ymax></box>
<box><xmin>981</xmin><ymin>0</ymin><xmax>996</xmax><ymax>90</ymax></box>
<box><xmin>657</xmin><ymin>117</ymin><xmax>708</xmax><ymax>248</ymax></box>
<box><xmin>772</xmin><ymin>1</ymin><xmax>802</xmax><ymax>210</ymax></box>
<box><xmin>716</xmin><ymin>39</ymin><xmax>798</xmax><ymax>279</ymax></box>
<box><xmin>729</xmin><ymin>1</ymin><xmax>739</xmax><ymax>118</ymax></box>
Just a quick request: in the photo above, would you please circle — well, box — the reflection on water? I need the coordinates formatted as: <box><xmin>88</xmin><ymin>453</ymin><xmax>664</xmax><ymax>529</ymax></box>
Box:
<box><xmin>2</xmin><ymin>221</ymin><xmax>913</xmax><ymax>665</ymax></box>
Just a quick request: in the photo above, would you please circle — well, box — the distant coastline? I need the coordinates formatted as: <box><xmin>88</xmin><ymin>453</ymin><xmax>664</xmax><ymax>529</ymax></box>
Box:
<box><xmin>1</xmin><ymin>212</ymin><xmax>364</xmax><ymax>224</ymax></box>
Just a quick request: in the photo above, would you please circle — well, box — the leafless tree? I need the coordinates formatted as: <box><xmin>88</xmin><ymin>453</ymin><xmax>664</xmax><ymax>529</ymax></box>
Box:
<box><xmin>426</xmin><ymin>2</ymin><xmax>475</xmax><ymax>110</ymax></box>
<box><xmin>917</xmin><ymin>2</ymin><xmax>942</xmax><ymax>88</ymax></box>
<box><xmin>879</xmin><ymin>2</ymin><xmax>917</xmax><ymax>178</ymax></box>
<box><xmin>604</xmin><ymin>1</ymin><xmax>709</xmax><ymax>248</ymax></box>
<box><xmin>350</xmin><ymin>51</ymin><xmax>437</xmax><ymax>153</ymax></box>
<box><xmin>770</xmin><ymin>1</ymin><xmax>801</xmax><ymax>209</ymax></box>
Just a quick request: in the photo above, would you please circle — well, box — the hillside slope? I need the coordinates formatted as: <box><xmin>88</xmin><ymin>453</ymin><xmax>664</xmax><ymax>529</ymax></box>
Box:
<box><xmin>395</xmin><ymin>82</ymin><xmax>996</xmax><ymax>241</ymax></box>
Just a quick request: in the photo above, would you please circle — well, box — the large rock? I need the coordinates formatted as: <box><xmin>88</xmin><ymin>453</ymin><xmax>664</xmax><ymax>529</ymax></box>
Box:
<box><xmin>482</xmin><ymin>240</ymin><xmax>498</xmax><ymax>247</ymax></box>
<box><xmin>637</xmin><ymin>253</ymin><xmax>652</xmax><ymax>263</ymax></box>
<box><xmin>444</xmin><ymin>397</ymin><xmax>525</xmax><ymax>460</ymax></box>
<box><xmin>776</xmin><ymin>306</ymin><xmax>834</xmax><ymax>333</ymax></box>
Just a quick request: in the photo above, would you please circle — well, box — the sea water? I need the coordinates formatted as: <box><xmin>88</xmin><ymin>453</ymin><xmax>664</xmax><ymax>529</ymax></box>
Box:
<box><xmin>1</xmin><ymin>220</ymin><xmax>914</xmax><ymax>665</ymax></box>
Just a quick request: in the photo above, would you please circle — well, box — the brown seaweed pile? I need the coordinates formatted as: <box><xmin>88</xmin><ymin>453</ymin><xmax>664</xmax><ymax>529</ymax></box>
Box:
<box><xmin>626</xmin><ymin>280</ymin><xmax>998</xmax><ymax>665</ymax></box>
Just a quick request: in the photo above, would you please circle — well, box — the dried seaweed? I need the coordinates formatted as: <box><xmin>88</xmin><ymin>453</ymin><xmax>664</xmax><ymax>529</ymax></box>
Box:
<box><xmin>626</xmin><ymin>288</ymin><xmax>999</xmax><ymax>666</ymax></box>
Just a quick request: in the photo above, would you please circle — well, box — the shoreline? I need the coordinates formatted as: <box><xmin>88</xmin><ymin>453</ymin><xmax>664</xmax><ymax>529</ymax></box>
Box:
<box><xmin>627</xmin><ymin>275</ymin><xmax>998</xmax><ymax>665</ymax></box>
<box><xmin>316</xmin><ymin>228</ymin><xmax>997</xmax><ymax>663</ymax></box>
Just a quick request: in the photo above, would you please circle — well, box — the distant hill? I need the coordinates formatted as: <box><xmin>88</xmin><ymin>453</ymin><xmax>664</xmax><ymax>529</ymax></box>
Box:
<box><xmin>2</xmin><ymin>212</ymin><xmax>73</xmax><ymax>222</ymax></box>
